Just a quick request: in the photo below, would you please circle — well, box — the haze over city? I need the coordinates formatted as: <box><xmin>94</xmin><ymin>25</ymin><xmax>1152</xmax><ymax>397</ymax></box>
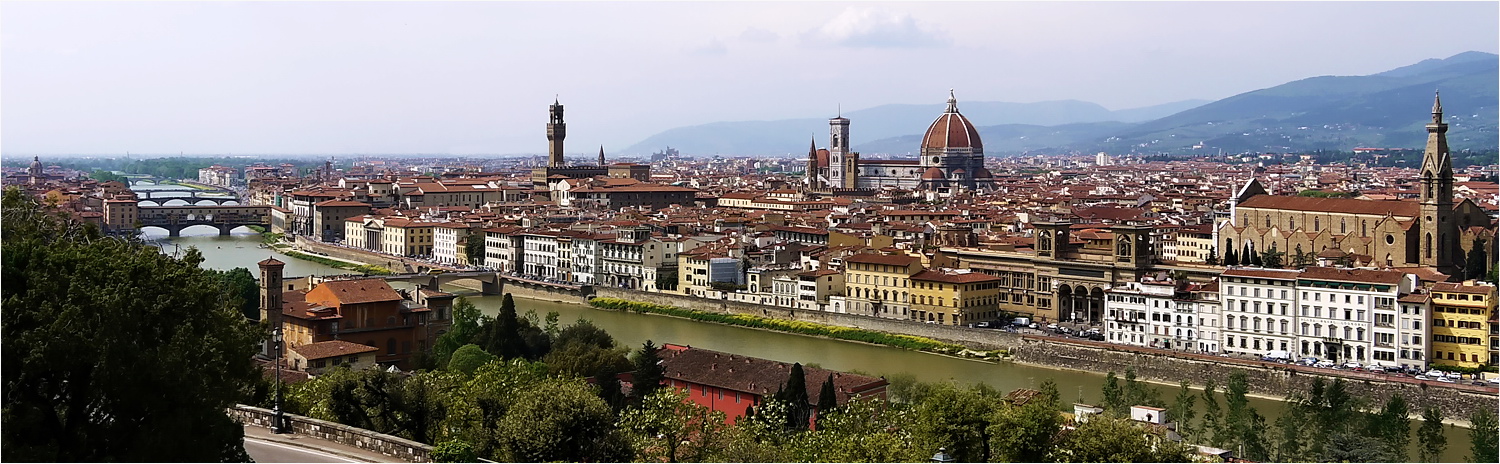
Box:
<box><xmin>3</xmin><ymin>1</ymin><xmax>1497</xmax><ymax>156</ymax></box>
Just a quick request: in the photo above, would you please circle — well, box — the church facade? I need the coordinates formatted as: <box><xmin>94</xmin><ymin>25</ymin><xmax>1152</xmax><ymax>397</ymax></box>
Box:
<box><xmin>806</xmin><ymin>91</ymin><xmax>994</xmax><ymax>195</ymax></box>
<box><xmin>1217</xmin><ymin>94</ymin><xmax>1495</xmax><ymax>279</ymax></box>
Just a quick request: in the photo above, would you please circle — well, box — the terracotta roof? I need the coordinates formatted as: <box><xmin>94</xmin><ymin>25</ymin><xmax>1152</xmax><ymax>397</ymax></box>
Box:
<box><xmin>1221</xmin><ymin>268</ymin><xmax>1301</xmax><ymax>280</ymax></box>
<box><xmin>910</xmin><ymin>269</ymin><xmax>1002</xmax><ymax>284</ymax></box>
<box><xmin>258</xmin><ymin>257</ymin><xmax>285</xmax><ymax>267</ymax></box>
<box><xmin>1298</xmin><ymin>267</ymin><xmax>1405</xmax><ymax>285</ymax></box>
<box><xmin>1432</xmin><ymin>282</ymin><xmax>1497</xmax><ymax>295</ymax></box>
<box><xmin>314</xmin><ymin>200</ymin><xmax>372</xmax><ymax>207</ymax></box>
<box><xmin>314</xmin><ymin>278</ymin><xmax>403</xmax><ymax>305</ymax></box>
<box><xmin>290</xmin><ymin>340</ymin><xmax>378</xmax><ymax>360</ymax></box>
<box><xmin>1237</xmin><ymin>195</ymin><xmax>1419</xmax><ymax>217</ymax></box>
<box><xmin>658</xmin><ymin>344</ymin><xmax>887</xmax><ymax>405</ymax></box>
<box><xmin>844</xmin><ymin>253</ymin><xmax>920</xmax><ymax>267</ymax></box>
<box><xmin>921</xmin><ymin>96</ymin><xmax>983</xmax><ymax>151</ymax></box>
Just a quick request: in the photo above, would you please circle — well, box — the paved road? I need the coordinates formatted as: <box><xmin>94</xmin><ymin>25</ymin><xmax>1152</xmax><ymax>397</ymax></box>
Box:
<box><xmin>245</xmin><ymin>437</ymin><xmax>361</xmax><ymax>463</ymax></box>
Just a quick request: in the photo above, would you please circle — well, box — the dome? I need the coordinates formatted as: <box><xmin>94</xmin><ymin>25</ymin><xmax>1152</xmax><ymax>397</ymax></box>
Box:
<box><xmin>973</xmin><ymin>167</ymin><xmax>994</xmax><ymax>178</ymax></box>
<box><xmin>921</xmin><ymin>167</ymin><xmax>946</xmax><ymax>180</ymax></box>
<box><xmin>921</xmin><ymin>91</ymin><xmax>983</xmax><ymax>152</ymax></box>
<box><xmin>815</xmin><ymin>149</ymin><xmax>830</xmax><ymax>168</ymax></box>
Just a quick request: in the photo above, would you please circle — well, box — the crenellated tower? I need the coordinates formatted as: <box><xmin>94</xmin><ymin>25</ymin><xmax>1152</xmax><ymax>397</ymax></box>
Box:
<box><xmin>547</xmin><ymin>98</ymin><xmax>566</xmax><ymax>167</ymax></box>
<box><xmin>1418</xmin><ymin>92</ymin><xmax>1458</xmax><ymax>275</ymax></box>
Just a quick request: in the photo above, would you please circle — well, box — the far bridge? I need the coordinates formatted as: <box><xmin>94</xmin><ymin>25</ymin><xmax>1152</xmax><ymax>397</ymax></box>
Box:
<box><xmin>378</xmin><ymin>271</ymin><xmax>506</xmax><ymax>295</ymax></box>
<box><xmin>136</xmin><ymin>189</ymin><xmax>242</xmax><ymax>205</ymax></box>
<box><xmin>138</xmin><ymin>205</ymin><xmax>270</xmax><ymax>237</ymax></box>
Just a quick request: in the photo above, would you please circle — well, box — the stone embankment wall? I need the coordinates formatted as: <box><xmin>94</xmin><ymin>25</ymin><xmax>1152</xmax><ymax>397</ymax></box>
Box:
<box><xmin>591</xmin><ymin>287</ymin><xmax>1023</xmax><ymax>351</ymax></box>
<box><xmin>502</xmin><ymin>278</ymin><xmax>589</xmax><ymax>304</ymax></box>
<box><xmin>231</xmin><ymin>405</ymin><xmax>431</xmax><ymax>462</ymax></box>
<box><xmin>1010</xmin><ymin>338</ymin><xmax>1495</xmax><ymax>420</ymax></box>
<box><xmin>293</xmin><ymin>236</ymin><xmax>408</xmax><ymax>271</ymax></box>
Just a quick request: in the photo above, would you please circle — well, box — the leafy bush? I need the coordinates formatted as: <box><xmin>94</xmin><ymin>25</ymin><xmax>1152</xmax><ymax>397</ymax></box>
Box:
<box><xmin>431</xmin><ymin>439</ymin><xmax>477</xmax><ymax>463</ymax></box>
<box><xmin>588</xmin><ymin>297</ymin><xmax>967</xmax><ymax>353</ymax></box>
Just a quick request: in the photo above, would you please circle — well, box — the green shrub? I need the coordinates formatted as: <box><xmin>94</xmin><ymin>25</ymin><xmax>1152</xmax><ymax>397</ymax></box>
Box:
<box><xmin>431</xmin><ymin>439</ymin><xmax>477</xmax><ymax>463</ymax></box>
<box><xmin>588</xmin><ymin>297</ymin><xmax>968</xmax><ymax>353</ymax></box>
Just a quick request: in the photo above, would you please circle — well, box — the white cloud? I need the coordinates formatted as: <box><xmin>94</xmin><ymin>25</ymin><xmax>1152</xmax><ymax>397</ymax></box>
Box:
<box><xmin>738</xmin><ymin>27</ymin><xmax>779</xmax><ymax>43</ymax></box>
<box><xmin>805</xmin><ymin>7</ymin><xmax>948</xmax><ymax>48</ymax></box>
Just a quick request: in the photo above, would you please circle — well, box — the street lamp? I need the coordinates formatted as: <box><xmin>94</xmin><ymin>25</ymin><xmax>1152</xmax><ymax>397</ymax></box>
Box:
<box><xmin>272</xmin><ymin>327</ymin><xmax>288</xmax><ymax>434</ymax></box>
<box><xmin>931</xmin><ymin>447</ymin><xmax>956</xmax><ymax>463</ymax></box>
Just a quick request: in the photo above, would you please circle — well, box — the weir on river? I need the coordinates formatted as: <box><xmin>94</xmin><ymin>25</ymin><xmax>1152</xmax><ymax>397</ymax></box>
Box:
<box><xmin>146</xmin><ymin>227</ymin><xmax>1479</xmax><ymax>462</ymax></box>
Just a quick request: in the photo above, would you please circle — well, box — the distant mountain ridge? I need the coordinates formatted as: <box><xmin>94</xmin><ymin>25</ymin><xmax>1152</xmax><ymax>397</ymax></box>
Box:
<box><xmin>625</xmin><ymin>51</ymin><xmax>1497</xmax><ymax>156</ymax></box>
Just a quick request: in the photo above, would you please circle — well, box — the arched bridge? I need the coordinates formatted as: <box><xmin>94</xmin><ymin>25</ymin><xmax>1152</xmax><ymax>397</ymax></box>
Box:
<box><xmin>136</xmin><ymin>189</ymin><xmax>241</xmax><ymax>205</ymax></box>
<box><xmin>381</xmin><ymin>271</ymin><xmax>506</xmax><ymax>295</ymax></box>
<box><xmin>138</xmin><ymin>205</ymin><xmax>270</xmax><ymax>237</ymax></box>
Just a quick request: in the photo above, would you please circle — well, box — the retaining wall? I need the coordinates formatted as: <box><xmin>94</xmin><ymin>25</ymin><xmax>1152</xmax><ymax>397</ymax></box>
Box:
<box><xmin>231</xmin><ymin>404</ymin><xmax>431</xmax><ymax>462</ymax></box>
<box><xmin>1009</xmin><ymin>337</ymin><xmax>1495</xmax><ymax>420</ymax></box>
<box><xmin>293</xmin><ymin>236</ymin><xmax>408</xmax><ymax>271</ymax></box>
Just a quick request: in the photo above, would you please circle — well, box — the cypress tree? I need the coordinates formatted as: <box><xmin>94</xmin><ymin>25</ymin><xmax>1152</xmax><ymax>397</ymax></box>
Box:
<box><xmin>1225</xmin><ymin>247</ymin><xmax>1239</xmax><ymax>266</ymax></box>
<box><xmin>631</xmin><ymin>340</ymin><xmax>665</xmax><ymax>402</ymax></box>
<box><xmin>783</xmin><ymin>363</ymin><xmax>811</xmax><ymax>429</ymax></box>
<box><xmin>816</xmin><ymin>373</ymin><xmax>838</xmax><ymax>422</ymax></box>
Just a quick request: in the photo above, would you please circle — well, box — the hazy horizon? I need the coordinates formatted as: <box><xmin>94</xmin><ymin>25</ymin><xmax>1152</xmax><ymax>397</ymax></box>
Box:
<box><xmin>4</xmin><ymin>1</ymin><xmax>1497</xmax><ymax>157</ymax></box>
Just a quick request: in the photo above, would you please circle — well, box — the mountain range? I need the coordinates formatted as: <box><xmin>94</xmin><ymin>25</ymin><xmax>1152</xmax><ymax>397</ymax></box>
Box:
<box><xmin>621</xmin><ymin>51</ymin><xmax>1497</xmax><ymax>157</ymax></box>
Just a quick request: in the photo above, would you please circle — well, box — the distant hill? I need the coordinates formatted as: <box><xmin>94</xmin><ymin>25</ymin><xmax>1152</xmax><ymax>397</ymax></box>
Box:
<box><xmin>626</xmin><ymin>51</ymin><xmax>1497</xmax><ymax>157</ymax></box>
<box><xmin>620</xmin><ymin>99</ymin><xmax>1209</xmax><ymax>156</ymax></box>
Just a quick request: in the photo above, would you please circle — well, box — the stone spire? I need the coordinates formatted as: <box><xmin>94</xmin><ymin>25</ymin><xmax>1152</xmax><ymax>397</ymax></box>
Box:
<box><xmin>1432</xmin><ymin>91</ymin><xmax>1443</xmax><ymax>123</ymax></box>
<box><xmin>946</xmin><ymin>89</ymin><xmax>958</xmax><ymax>113</ymax></box>
<box><xmin>598</xmin><ymin>145</ymin><xmax>606</xmax><ymax>166</ymax></box>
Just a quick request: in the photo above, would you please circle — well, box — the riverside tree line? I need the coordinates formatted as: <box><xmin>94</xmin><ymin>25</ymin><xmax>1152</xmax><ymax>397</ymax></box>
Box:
<box><xmin>2</xmin><ymin>186</ymin><xmax>1497</xmax><ymax>463</ymax></box>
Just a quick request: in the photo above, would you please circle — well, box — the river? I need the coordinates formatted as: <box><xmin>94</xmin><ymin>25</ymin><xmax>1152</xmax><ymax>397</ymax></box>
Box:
<box><xmin>148</xmin><ymin>228</ymin><xmax>1477</xmax><ymax>461</ymax></box>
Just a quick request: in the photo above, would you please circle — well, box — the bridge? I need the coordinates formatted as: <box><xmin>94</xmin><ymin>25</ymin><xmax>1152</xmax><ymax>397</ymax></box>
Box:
<box><xmin>137</xmin><ymin>189</ymin><xmax>242</xmax><ymax>205</ymax></box>
<box><xmin>138</xmin><ymin>205</ymin><xmax>271</xmax><ymax>237</ymax></box>
<box><xmin>378</xmin><ymin>271</ymin><xmax>505</xmax><ymax>295</ymax></box>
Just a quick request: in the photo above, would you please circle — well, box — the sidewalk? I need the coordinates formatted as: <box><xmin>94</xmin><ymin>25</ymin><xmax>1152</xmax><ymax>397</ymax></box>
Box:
<box><xmin>243</xmin><ymin>425</ymin><xmax>400</xmax><ymax>463</ymax></box>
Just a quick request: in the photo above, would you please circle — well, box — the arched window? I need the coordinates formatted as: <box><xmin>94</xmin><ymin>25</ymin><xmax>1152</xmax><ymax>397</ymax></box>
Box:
<box><xmin>387</xmin><ymin>338</ymin><xmax>397</xmax><ymax>355</ymax></box>
<box><xmin>1266</xmin><ymin>216</ymin><xmax>1272</xmax><ymax>228</ymax></box>
<box><xmin>1340</xmin><ymin>219</ymin><xmax>1346</xmax><ymax>233</ymax></box>
<box><xmin>1314</xmin><ymin>217</ymin><xmax>1320</xmax><ymax>231</ymax></box>
<box><xmin>1425</xmin><ymin>233</ymin><xmax>1433</xmax><ymax>258</ymax></box>
<box><xmin>1288</xmin><ymin>217</ymin><xmax>1294</xmax><ymax>229</ymax></box>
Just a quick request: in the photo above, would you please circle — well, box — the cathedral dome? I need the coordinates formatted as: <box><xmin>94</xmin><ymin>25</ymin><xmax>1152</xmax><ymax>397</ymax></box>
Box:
<box><xmin>973</xmin><ymin>167</ymin><xmax>994</xmax><ymax>178</ymax></box>
<box><xmin>921</xmin><ymin>167</ymin><xmax>946</xmax><ymax>180</ymax></box>
<box><xmin>921</xmin><ymin>91</ymin><xmax>983</xmax><ymax>152</ymax></box>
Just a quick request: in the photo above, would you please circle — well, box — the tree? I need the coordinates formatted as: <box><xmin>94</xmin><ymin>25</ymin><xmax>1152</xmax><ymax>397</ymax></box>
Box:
<box><xmin>1169</xmin><ymin>380</ymin><xmax>1199</xmax><ymax>443</ymax></box>
<box><xmin>2</xmin><ymin>187</ymin><xmax>263</xmax><ymax>462</ymax></box>
<box><xmin>1248</xmin><ymin>244</ymin><xmax>1264</xmax><ymax>267</ymax></box>
<box><xmin>495</xmin><ymin>379</ymin><xmax>630</xmax><ymax>462</ymax></box>
<box><xmin>1466</xmin><ymin>238</ymin><xmax>1490</xmax><ymax>281</ymax></box>
<box><xmin>1368</xmin><ymin>394</ymin><xmax>1411</xmax><ymax>461</ymax></box>
<box><xmin>631</xmin><ymin>340</ymin><xmax>666</xmax><ymax>401</ymax></box>
<box><xmin>211</xmin><ymin>267</ymin><xmax>261</xmax><ymax>321</ymax></box>
<box><xmin>1322</xmin><ymin>430</ymin><xmax>1396</xmax><ymax>463</ymax></box>
<box><xmin>1051</xmin><ymin>415</ymin><xmax>1195</xmax><ymax>463</ymax></box>
<box><xmin>1222</xmin><ymin>371</ymin><xmax>1267</xmax><ymax>460</ymax></box>
<box><xmin>617</xmin><ymin>388</ymin><xmax>731</xmax><ymax>463</ymax></box>
<box><xmin>488</xmin><ymin>293</ymin><xmax>525</xmax><ymax>358</ymax></box>
<box><xmin>448</xmin><ymin>344</ymin><xmax>499</xmax><ymax>375</ymax></box>
<box><xmin>593</xmin><ymin>364</ymin><xmax>626</xmax><ymax>413</ymax></box>
<box><xmin>433</xmin><ymin>297</ymin><xmax>482</xmax><ymax>368</ymax></box>
<box><xmin>1261</xmin><ymin>247</ymin><xmax>1285</xmax><ymax>269</ymax></box>
<box><xmin>816</xmin><ymin>373</ymin><xmax>838</xmax><ymax>426</ymax></box>
<box><xmin>775</xmin><ymin>362</ymin><xmax>813</xmax><ymax>430</ymax></box>
<box><xmin>989</xmin><ymin>382</ymin><xmax>1062</xmax><ymax>463</ymax></box>
<box><xmin>1200</xmin><ymin>379</ymin><xmax>1223</xmax><ymax>447</ymax></box>
<box><xmin>1469</xmin><ymin>408</ymin><xmax>1498</xmax><ymax>463</ymax></box>
<box><xmin>543</xmin><ymin>319</ymin><xmax>631</xmax><ymax>378</ymax></box>
<box><xmin>907</xmin><ymin>383</ymin><xmax>999</xmax><ymax>463</ymax></box>
<box><xmin>1122</xmin><ymin>367</ymin><xmax>1160</xmax><ymax>408</ymax></box>
<box><xmin>1272</xmin><ymin>394</ymin><xmax>1310</xmax><ymax>462</ymax></box>
<box><xmin>1100</xmin><ymin>371</ymin><xmax>1125</xmax><ymax>415</ymax></box>
<box><xmin>1206</xmin><ymin>246</ymin><xmax>1219</xmax><ymax>265</ymax></box>
<box><xmin>1418</xmin><ymin>407</ymin><xmax>1447</xmax><ymax>463</ymax></box>
<box><xmin>431</xmin><ymin>439</ymin><xmax>477</xmax><ymax>463</ymax></box>
<box><xmin>463</xmin><ymin>236</ymin><xmax>485</xmax><ymax>267</ymax></box>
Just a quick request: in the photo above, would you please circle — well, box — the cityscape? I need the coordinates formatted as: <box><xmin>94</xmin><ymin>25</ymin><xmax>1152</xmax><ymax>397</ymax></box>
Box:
<box><xmin>3</xmin><ymin>2</ymin><xmax>1499</xmax><ymax>463</ymax></box>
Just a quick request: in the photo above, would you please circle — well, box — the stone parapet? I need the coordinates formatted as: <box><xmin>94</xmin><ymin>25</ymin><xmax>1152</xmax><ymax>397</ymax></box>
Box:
<box><xmin>231</xmin><ymin>404</ymin><xmax>431</xmax><ymax>463</ymax></box>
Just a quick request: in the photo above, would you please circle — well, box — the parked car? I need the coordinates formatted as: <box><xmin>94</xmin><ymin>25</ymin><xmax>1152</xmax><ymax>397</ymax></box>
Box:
<box><xmin>1341</xmin><ymin>362</ymin><xmax>1362</xmax><ymax>370</ymax></box>
<box><xmin>1415</xmin><ymin>375</ymin><xmax>1433</xmax><ymax>381</ymax></box>
<box><xmin>1298</xmin><ymin>357</ymin><xmax>1319</xmax><ymax>366</ymax></box>
<box><xmin>1087</xmin><ymin>333</ymin><xmax>1106</xmax><ymax>342</ymax></box>
<box><xmin>1314</xmin><ymin>361</ymin><xmax>1336</xmax><ymax>369</ymax></box>
<box><xmin>1435</xmin><ymin>376</ymin><xmax>1456</xmax><ymax>383</ymax></box>
<box><xmin>975</xmin><ymin>321</ymin><xmax>991</xmax><ymax>328</ymax></box>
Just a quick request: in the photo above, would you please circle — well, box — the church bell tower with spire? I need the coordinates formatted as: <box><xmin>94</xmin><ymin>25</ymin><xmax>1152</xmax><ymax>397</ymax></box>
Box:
<box><xmin>547</xmin><ymin>98</ymin><xmax>566</xmax><ymax>167</ymax></box>
<box><xmin>1418</xmin><ymin>92</ymin><xmax>1458</xmax><ymax>274</ymax></box>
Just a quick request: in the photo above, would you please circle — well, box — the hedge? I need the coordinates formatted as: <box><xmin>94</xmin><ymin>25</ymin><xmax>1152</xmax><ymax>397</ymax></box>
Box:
<box><xmin>588</xmin><ymin>297</ymin><xmax>979</xmax><ymax>355</ymax></box>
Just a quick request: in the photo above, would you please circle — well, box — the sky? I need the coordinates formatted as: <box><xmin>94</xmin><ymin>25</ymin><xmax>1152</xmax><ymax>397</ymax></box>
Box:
<box><xmin>3</xmin><ymin>1</ymin><xmax>1497</xmax><ymax>157</ymax></box>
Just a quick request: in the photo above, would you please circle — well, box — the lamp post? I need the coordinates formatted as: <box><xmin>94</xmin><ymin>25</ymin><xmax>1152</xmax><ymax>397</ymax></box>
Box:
<box><xmin>931</xmin><ymin>447</ymin><xmax>956</xmax><ymax>463</ymax></box>
<box><xmin>272</xmin><ymin>327</ymin><xmax>287</xmax><ymax>434</ymax></box>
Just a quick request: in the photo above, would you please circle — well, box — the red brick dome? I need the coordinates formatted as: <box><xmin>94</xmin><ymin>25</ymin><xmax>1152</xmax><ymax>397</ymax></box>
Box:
<box><xmin>921</xmin><ymin>167</ymin><xmax>946</xmax><ymax>180</ymax></box>
<box><xmin>921</xmin><ymin>91</ymin><xmax>983</xmax><ymax>152</ymax></box>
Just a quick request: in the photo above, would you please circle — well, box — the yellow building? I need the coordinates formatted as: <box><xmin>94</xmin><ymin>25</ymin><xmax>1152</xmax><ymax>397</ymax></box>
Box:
<box><xmin>910</xmin><ymin>269</ymin><xmax>1004</xmax><ymax>326</ymax></box>
<box><xmin>844</xmin><ymin>253</ymin><xmax>922</xmax><ymax>320</ymax></box>
<box><xmin>381</xmin><ymin>218</ymin><xmax>435</xmax><ymax>257</ymax></box>
<box><xmin>1429</xmin><ymin>281</ymin><xmax>1496</xmax><ymax>369</ymax></box>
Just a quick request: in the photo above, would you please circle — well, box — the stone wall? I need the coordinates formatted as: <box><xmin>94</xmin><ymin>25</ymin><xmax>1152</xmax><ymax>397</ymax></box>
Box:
<box><xmin>231</xmin><ymin>405</ymin><xmax>431</xmax><ymax>462</ymax></box>
<box><xmin>293</xmin><ymin>236</ymin><xmax>408</xmax><ymax>271</ymax></box>
<box><xmin>1010</xmin><ymin>337</ymin><xmax>1495</xmax><ymax>420</ymax></box>
<box><xmin>503</xmin><ymin>278</ymin><xmax>589</xmax><ymax>304</ymax></box>
<box><xmin>591</xmin><ymin>287</ymin><xmax>1024</xmax><ymax>351</ymax></box>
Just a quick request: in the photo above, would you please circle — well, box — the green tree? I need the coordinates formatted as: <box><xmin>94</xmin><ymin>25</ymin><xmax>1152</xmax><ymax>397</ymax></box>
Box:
<box><xmin>1418</xmin><ymin>407</ymin><xmax>1447</xmax><ymax>463</ymax></box>
<box><xmin>1222</xmin><ymin>371</ymin><xmax>1267</xmax><ymax>460</ymax></box>
<box><xmin>447</xmin><ymin>344</ymin><xmax>498</xmax><ymax>375</ymax></box>
<box><xmin>1224</xmin><ymin>246</ymin><xmax>1240</xmax><ymax>266</ymax></box>
<box><xmin>617</xmin><ymin>388</ymin><xmax>731</xmax><ymax>463</ymax></box>
<box><xmin>1323</xmin><ymin>430</ymin><xmax>1396</xmax><ymax>463</ymax></box>
<box><xmin>775</xmin><ymin>362</ymin><xmax>812</xmax><ymax>430</ymax></box>
<box><xmin>1261</xmin><ymin>247</ymin><xmax>1285</xmax><ymax>269</ymax></box>
<box><xmin>1469</xmin><ymin>408</ymin><xmax>1498</xmax><ymax>463</ymax></box>
<box><xmin>988</xmin><ymin>382</ymin><xmax>1062</xmax><ymax>463</ymax></box>
<box><xmin>1169</xmin><ymin>380</ymin><xmax>1199</xmax><ymax>443</ymax></box>
<box><xmin>1051</xmin><ymin>415</ymin><xmax>1195</xmax><ymax>463</ymax></box>
<box><xmin>816</xmin><ymin>373</ymin><xmax>838</xmax><ymax>426</ymax></box>
<box><xmin>463</xmin><ymin>236</ymin><xmax>485</xmax><ymax>267</ymax></box>
<box><xmin>1272</xmin><ymin>394</ymin><xmax>1310</xmax><ymax>462</ymax></box>
<box><xmin>792</xmin><ymin>397</ymin><xmax>922</xmax><ymax>462</ymax></box>
<box><xmin>2</xmin><ymin>188</ymin><xmax>264</xmax><ymax>462</ymax></box>
<box><xmin>433</xmin><ymin>297</ymin><xmax>482</xmax><ymax>367</ymax></box>
<box><xmin>495</xmin><ymin>379</ymin><xmax>630</xmax><ymax>462</ymax></box>
<box><xmin>1201</xmin><ymin>379</ymin><xmax>1223</xmax><ymax>447</ymax></box>
<box><xmin>593</xmin><ymin>364</ymin><xmax>626</xmax><ymax>413</ymax></box>
<box><xmin>907</xmin><ymin>382</ymin><xmax>998</xmax><ymax>463</ymax></box>
<box><xmin>543</xmin><ymin>319</ymin><xmax>631</xmax><ymax>378</ymax></box>
<box><xmin>210</xmin><ymin>267</ymin><xmax>261</xmax><ymax>321</ymax></box>
<box><xmin>431</xmin><ymin>439</ymin><xmax>477</xmax><ymax>463</ymax></box>
<box><xmin>1368</xmin><ymin>394</ymin><xmax>1411</xmax><ymax>461</ymax></box>
<box><xmin>488</xmin><ymin>293</ymin><xmax>525</xmax><ymax>358</ymax></box>
<box><xmin>631</xmin><ymin>340</ymin><xmax>666</xmax><ymax>401</ymax></box>
<box><xmin>1100</xmin><ymin>371</ymin><xmax>1125</xmax><ymax>415</ymax></box>
<box><xmin>1122</xmin><ymin>367</ymin><xmax>1160</xmax><ymax>408</ymax></box>
<box><xmin>1466</xmin><ymin>237</ymin><xmax>1489</xmax><ymax>281</ymax></box>
<box><xmin>1206</xmin><ymin>246</ymin><xmax>1219</xmax><ymax>265</ymax></box>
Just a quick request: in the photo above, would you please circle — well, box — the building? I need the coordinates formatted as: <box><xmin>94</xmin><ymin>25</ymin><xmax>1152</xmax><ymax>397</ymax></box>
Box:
<box><xmin>198</xmin><ymin>165</ymin><xmax>238</xmax><ymax>188</ymax></box>
<box><xmin>807</xmin><ymin>91</ymin><xmax>993</xmax><ymax>195</ymax></box>
<box><xmin>1292</xmin><ymin>267</ymin><xmax>1413</xmax><ymax>366</ymax></box>
<box><xmin>432</xmin><ymin>222</ymin><xmax>474</xmax><ymax>266</ymax></box>
<box><xmin>1220</xmin><ymin>268</ymin><xmax>1299</xmax><ymax>358</ymax></box>
<box><xmin>1397</xmin><ymin>291</ymin><xmax>1432</xmax><ymax>370</ymax></box>
<box><xmin>1217</xmin><ymin>95</ymin><xmax>1494</xmax><ymax>278</ymax></box>
<box><xmin>528</xmin><ymin>99</ymin><xmax>652</xmax><ymax>193</ymax></box>
<box><xmin>287</xmin><ymin>340</ymin><xmax>379</xmax><ymax>375</ymax></box>
<box><xmin>1104</xmin><ymin>280</ymin><xmax>1172</xmax><ymax>347</ymax></box>
<box><xmin>311</xmin><ymin>200</ymin><xmax>372</xmax><ymax>242</ymax></box>
<box><xmin>843</xmin><ymin>253</ymin><xmax>922</xmax><ymax>320</ymax></box>
<box><xmin>909</xmin><ymin>269</ymin><xmax>1003</xmax><ymax>326</ymax></box>
<box><xmin>380</xmin><ymin>218</ymin><xmax>435</xmax><ymax>257</ymax></box>
<box><xmin>1429</xmin><ymin>281</ymin><xmax>1496</xmax><ymax>368</ymax></box>
<box><xmin>1187</xmin><ymin>281</ymin><xmax>1222</xmax><ymax>354</ymax></box>
<box><xmin>657</xmin><ymin>343</ymin><xmax>888</xmax><ymax>425</ymax></box>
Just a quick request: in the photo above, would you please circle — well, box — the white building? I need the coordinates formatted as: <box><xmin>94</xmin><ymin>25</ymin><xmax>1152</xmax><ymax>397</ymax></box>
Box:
<box><xmin>1191</xmin><ymin>281</ymin><xmax>1223</xmax><ymax>354</ymax></box>
<box><xmin>483</xmin><ymin>226</ymin><xmax>524</xmax><ymax>273</ymax></box>
<box><xmin>1396</xmin><ymin>292</ymin><xmax>1432</xmax><ymax>370</ymax></box>
<box><xmin>1293</xmin><ymin>267</ymin><xmax>1413</xmax><ymax>367</ymax></box>
<box><xmin>1220</xmin><ymin>268</ymin><xmax>1299</xmax><ymax>357</ymax></box>
<box><xmin>431</xmin><ymin>222</ymin><xmax>471</xmax><ymax>266</ymax></box>
<box><xmin>521</xmin><ymin>230</ymin><xmax>562</xmax><ymax>280</ymax></box>
<box><xmin>567</xmin><ymin>231</ymin><xmax>607</xmax><ymax>285</ymax></box>
<box><xmin>1106</xmin><ymin>280</ymin><xmax>1176</xmax><ymax>347</ymax></box>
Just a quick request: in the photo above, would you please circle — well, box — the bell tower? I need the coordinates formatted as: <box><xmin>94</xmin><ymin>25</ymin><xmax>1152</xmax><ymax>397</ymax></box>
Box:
<box><xmin>258</xmin><ymin>257</ymin><xmax>285</xmax><ymax>356</ymax></box>
<box><xmin>1418</xmin><ymin>92</ymin><xmax>1457</xmax><ymax>274</ymax></box>
<box><xmin>547</xmin><ymin>98</ymin><xmax>566</xmax><ymax>167</ymax></box>
<box><xmin>828</xmin><ymin>111</ymin><xmax>851</xmax><ymax>189</ymax></box>
<box><xmin>1034</xmin><ymin>221</ymin><xmax>1071</xmax><ymax>260</ymax></box>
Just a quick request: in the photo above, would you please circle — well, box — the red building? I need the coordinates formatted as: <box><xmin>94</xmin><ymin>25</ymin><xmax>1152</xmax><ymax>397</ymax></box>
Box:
<box><xmin>657</xmin><ymin>344</ymin><xmax>888</xmax><ymax>425</ymax></box>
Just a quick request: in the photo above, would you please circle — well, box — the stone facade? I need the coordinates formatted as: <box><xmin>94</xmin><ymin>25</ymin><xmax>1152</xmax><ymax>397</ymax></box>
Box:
<box><xmin>231</xmin><ymin>405</ymin><xmax>432</xmax><ymax>462</ymax></box>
